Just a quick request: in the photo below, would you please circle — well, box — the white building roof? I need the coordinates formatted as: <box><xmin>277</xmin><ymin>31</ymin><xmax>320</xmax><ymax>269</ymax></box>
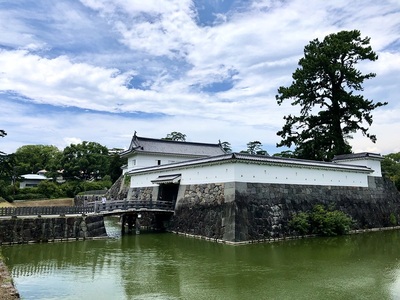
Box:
<box><xmin>21</xmin><ymin>174</ymin><xmax>49</xmax><ymax>180</ymax></box>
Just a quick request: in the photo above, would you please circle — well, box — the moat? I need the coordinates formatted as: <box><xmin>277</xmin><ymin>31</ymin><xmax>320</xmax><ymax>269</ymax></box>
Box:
<box><xmin>2</xmin><ymin>217</ymin><xmax>400</xmax><ymax>299</ymax></box>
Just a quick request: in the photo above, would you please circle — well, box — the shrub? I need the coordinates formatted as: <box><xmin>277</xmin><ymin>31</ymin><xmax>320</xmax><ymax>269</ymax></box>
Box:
<box><xmin>4</xmin><ymin>195</ymin><xmax>13</xmax><ymax>202</ymax></box>
<box><xmin>288</xmin><ymin>212</ymin><xmax>310</xmax><ymax>235</ymax></box>
<box><xmin>18</xmin><ymin>186</ymin><xmax>39</xmax><ymax>194</ymax></box>
<box><xmin>0</xmin><ymin>180</ymin><xmax>16</xmax><ymax>202</ymax></box>
<box><xmin>288</xmin><ymin>204</ymin><xmax>353</xmax><ymax>237</ymax></box>
<box><xmin>82</xmin><ymin>181</ymin><xmax>105</xmax><ymax>191</ymax></box>
<box><xmin>124</xmin><ymin>175</ymin><xmax>131</xmax><ymax>185</ymax></box>
<box><xmin>60</xmin><ymin>181</ymin><xmax>81</xmax><ymax>197</ymax></box>
<box><xmin>310</xmin><ymin>205</ymin><xmax>353</xmax><ymax>236</ymax></box>
<box><xmin>37</xmin><ymin>181</ymin><xmax>62</xmax><ymax>198</ymax></box>
<box><xmin>390</xmin><ymin>213</ymin><xmax>397</xmax><ymax>226</ymax></box>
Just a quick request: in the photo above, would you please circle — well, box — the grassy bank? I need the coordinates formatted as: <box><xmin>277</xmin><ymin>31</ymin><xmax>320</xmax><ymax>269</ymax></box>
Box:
<box><xmin>0</xmin><ymin>198</ymin><xmax>75</xmax><ymax>208</ymax></box>
<box><xmin>12</xmin><ymin>198</ymin><xmax>74</xmax><ymax>207</ymax></box>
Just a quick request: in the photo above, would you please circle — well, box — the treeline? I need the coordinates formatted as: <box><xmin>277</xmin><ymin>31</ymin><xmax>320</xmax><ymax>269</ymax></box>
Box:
<box><xmin>0</xmin><ymin>141</ymin><xmax>126</xmax><ymax>202</ymax></box>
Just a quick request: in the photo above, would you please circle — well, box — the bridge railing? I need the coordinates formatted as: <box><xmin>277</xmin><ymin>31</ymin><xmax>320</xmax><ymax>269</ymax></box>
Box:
<box><xmin>87</xmin><ymin>199</ymin><xmax>175</xmax><ymax>213</ymax></box>
<box><xmin>0</xmin><ymin>206</ymin><xmax>94</xmax><ymax>217</ymax></box>
<box><xmin>0</xmin><ymin>200</ymin><xmax>175</xmax><ymax>217</ymax></box>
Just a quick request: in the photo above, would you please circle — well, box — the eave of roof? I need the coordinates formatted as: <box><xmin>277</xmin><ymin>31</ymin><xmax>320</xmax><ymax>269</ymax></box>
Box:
<box><xmin>127</xmin><ymin>153</ymin><xmax>372</xmax><ymax>175</ymax></box>
<box><xmin>151</xmin><ymin>174</ymin><xmax>181</xmax><ymax>184</ymax></box>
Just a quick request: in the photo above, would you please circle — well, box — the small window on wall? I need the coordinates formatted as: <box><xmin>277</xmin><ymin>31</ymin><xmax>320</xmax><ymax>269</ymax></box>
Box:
<box><xmin>129</xmin><ymin>159</ymin><xmax>136</xmax><ymax>168</ymax></box>
<box><xmin>157</xmin><ymin>160</ymin><xmax>161</xmax><ymax>165</ymax></box>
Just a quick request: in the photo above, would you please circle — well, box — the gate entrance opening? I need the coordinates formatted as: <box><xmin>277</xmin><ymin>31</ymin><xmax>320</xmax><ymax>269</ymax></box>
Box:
<box><xmin>151</xmin><ymin>174</ymin><xmax>181</xmax><ymax>203</ymax></box>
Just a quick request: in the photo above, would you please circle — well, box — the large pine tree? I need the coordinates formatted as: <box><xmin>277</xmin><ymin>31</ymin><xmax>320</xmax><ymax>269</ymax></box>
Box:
<box><xmin>276</xmin><ymin>30</ymin><xmax>387</xmax><ymax>161</ymax></box>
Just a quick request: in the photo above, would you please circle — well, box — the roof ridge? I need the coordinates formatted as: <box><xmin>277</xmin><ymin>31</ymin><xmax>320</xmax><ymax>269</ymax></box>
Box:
<box><xmin>135</xmin><ymin>135</ymin><xmax>221</xmax><ymax>147</ymax></box>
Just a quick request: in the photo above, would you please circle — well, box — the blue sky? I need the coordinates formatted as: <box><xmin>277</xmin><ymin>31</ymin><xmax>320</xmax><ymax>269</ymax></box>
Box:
<box><xmin>0</xmin><ymin>0</ymin><xmax>399</xmax><ymax>155</ymax></box>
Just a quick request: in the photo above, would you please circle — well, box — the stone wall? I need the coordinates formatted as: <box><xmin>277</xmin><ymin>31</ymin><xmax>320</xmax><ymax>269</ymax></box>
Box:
<box><xmin>0</xmin><ymin>215</ymin><xmax>107</xmax><ymax>244</ymax></box>
<box><xmin>130</xmin><ymin>186</ymin><xmax>156</xmax><ymax>201</ymax></box>
<box><xmin>169</xmin><ymin>183</ymin><xmax>228</xmax><ymax>240</ymax></box>
<box><xmin>75</xmin><ymin>176</ymin><xmax>130</xmax><ymax>204</ymax></box>
<box><xmin>181</xmin><ymin>183</ymin><xmax>225</xmax><ymax>206</ymax></box>
<box><xmin>75</xmin><ymin>193</ymin><xmax>105</xmax><ymax>206</ymax></box>
<box><xmin>106</xmin><ymin>175</ymin><xmax>129</xmax><ymax>200</ymax></box>
<box><xmin>169</xmin><ymin>177</ymin><xmax>400</xmax><ymax>243</ymax></box>
<box><xmin>234</xmin><ymin>177</ymin><xmax>400</xmax><ymax>242</ymax></box>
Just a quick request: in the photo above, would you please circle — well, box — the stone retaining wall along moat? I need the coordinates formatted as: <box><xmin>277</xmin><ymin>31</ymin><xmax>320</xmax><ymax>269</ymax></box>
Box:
<box><xmin>0</xmin><ymin>215</ymin><xmax>107</xmax><ymax>245</ymax></box>
<box><xmin>169</xmin><ymin>177</ymin><xmax>400</xmax><ymax>243</ymax></box>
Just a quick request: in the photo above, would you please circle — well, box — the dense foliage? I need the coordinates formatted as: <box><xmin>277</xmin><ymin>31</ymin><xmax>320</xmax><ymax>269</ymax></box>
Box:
<box><xmin>382</xmin><ymin>152</ymin><xmax>400</xmax><ymax>190</ymax></box>
<box><xmin>0</xmin><ymin>130</ymin><xmax>15</xmax><ymax>186</ymax></box>
<box><xmin>61</xmin><ymin>141</ymin><xmax>110</xmax><ymax>180</ymax></box>
<box><xmin>2</xmin><ymin>176</ymin><xmax>113</xmax><ymax>202</ymax></box>
<box><xmin>108</xmin><ymin>153</ymin><xmax>126</xmax><ymax>183</ymax></box>
<box><xmin>0</xmin><ymin>139</ymin><xmax>125</xmax><ymax>201</ymax></box>
<box><xmin>289</xmin><ymin>205</ymin><xmax>354</xmax><ymax>236</ymax></box>
<box><xmin>276</xmin><ymin>30</ymin><xmax>387</xmax><ymax>161</ymax></box>
<box><xmin>14</xmin><ymin>145</ymin><xmax>62</xmax><ymax>176</ymax></box>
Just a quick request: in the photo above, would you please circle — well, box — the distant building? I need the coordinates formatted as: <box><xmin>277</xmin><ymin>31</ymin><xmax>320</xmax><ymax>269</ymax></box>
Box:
<box><xmin>20</xmin><ymin>173</ymin><xmax>50</xmax><ymax>188</ymax></box>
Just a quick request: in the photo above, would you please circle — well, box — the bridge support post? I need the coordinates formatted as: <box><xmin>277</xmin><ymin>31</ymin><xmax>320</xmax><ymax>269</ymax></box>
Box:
<box><xmin>135</xmin><ymin>216</ymin><xmax>141</xmax><ymax>235</ymax></box>
<box><xmin>121</xmin><ymin>214</ymin><xmax>126</xmax><ymax>234</ymax></box>
<box><xmin>127</xmin><ymin>216</ymin><xmax>134</xmax><ymax>233</ymax></box>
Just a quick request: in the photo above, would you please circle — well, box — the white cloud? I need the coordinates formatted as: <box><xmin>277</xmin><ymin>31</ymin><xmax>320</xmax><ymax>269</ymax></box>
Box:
<box><xmin>63</xmin><ymin>137</ymin><xmax>83</xmax><ymax>147</ymax></box>
<box><xmin>1</xmin><ymin>0</ymin><xmax>400</xmax><ymax>155</ymax></box>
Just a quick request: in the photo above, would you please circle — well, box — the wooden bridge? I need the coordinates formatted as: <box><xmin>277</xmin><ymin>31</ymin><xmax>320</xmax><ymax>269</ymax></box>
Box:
<box><xmin>0</xmin><ymin>200</ymin><xmax>175</xmax><ymax>217</ymax></box>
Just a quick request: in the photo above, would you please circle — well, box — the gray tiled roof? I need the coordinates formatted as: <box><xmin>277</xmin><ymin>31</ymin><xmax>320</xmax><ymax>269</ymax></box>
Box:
<box><xmin>333</xmin><ymin>152</ymin><xmax>383</xmax><ymax>161</ymax></box>
<box><xmin>120</xmin><ymin>134</ymin><xmax>225</xmax><ymax>157</ymax></box>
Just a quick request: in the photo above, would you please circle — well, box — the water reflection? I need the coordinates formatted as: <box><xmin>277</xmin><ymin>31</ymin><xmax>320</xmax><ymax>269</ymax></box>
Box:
<box><xmin>2</xmin><ymin>219</ymin><xmax>400</xmax><ymax>299</ymax></box>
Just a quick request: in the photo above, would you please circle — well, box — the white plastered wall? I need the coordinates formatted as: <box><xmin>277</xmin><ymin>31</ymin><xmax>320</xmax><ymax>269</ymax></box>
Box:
<box><xmin>130</xmin><ymin>161</ymin><xmax>371</xmax><ymax>188</ymax></box>
<box><xmin>335</xmin><ymin>158</ymin><xmax>382</xmax><ymax>177</ymax></box>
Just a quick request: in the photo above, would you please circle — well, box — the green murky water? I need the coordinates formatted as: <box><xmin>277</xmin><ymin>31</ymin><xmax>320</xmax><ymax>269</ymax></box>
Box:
<box><xmin>2</xmin><ymin>218</ymin><xmax>400</xmax><ymax>299</ymax></box>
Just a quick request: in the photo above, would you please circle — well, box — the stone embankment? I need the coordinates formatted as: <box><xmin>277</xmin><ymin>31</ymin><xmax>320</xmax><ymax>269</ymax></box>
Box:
<box><xmin>0</xmin><ymin>258</ymin><xmax>19</xmax><ymax>299</ymax></box>
<box><xmin>0</xmin><ymin>215</ymin><xmax>107</xmax><ymax>245</ymax></box>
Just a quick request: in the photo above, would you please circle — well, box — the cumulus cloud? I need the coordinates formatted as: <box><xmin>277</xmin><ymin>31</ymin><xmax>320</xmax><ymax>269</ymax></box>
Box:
<box><xmin>0</xmin><ymin>0</ymin><xmax>400</xmax><ymax>155</ymax></box>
